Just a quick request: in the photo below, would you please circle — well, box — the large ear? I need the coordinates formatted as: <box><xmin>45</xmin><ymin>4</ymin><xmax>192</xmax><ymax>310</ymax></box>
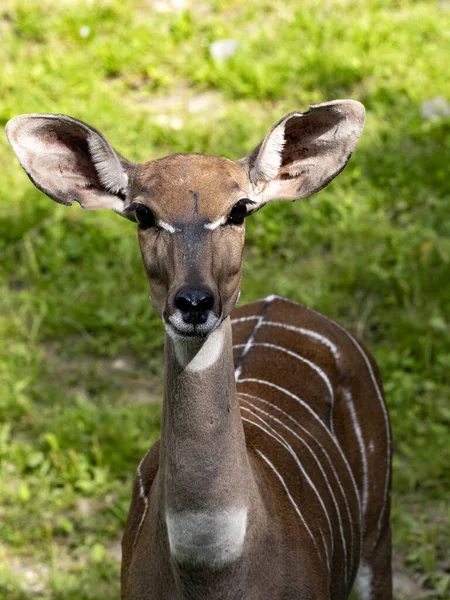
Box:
<box><xmin>242</xmin><ymin>100</ymin><xmax>365</xmax><ymax>206</ymax></box>
<box><xmin>5</xmin><ymin>114</ymin><xmax>135</xmax><ymax>215</ymax></box>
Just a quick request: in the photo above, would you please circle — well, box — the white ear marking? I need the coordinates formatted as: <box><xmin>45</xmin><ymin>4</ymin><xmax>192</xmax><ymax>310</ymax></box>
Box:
<box><xmin>245</xmin><ymin>100</ymin><xmax>365</xmax><ymax>205</ymax></box>
<box><xmin>87</xmin><ymin>133</ymin><xmax>128</xmax><ymax>194</ymax></box>
<box><xmin>251</xmin><ymin>122</ymin><xmax>286</xmax><ymax>184</ymax></box>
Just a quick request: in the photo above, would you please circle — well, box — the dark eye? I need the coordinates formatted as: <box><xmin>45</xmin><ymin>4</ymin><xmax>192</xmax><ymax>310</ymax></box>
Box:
<box><xmin>135</xmin><ymin>204</ymin><xmax>157</xmax><ymax>229</ymax></box>
<box><xmin>226</xmin><ymin>200</ymin><xmax>248</xmax><ymax>226</ymax></box>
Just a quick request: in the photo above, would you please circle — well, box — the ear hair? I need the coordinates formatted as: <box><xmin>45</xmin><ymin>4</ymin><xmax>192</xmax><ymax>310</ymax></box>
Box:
<box><xmin>250</xmin><ymin>123</ymin><xmax>286</xmax><ymax>183</ymax></box>
<box><xmin>5</xmin><ymin>114</ymin><xmax>135</xmax><ymax>215</ymax></box>
<box><xmin>244</xmin><ymin>100</ymin><xmax>366</xmax><ymax>205</ymax></box>
<box><xmin>86</xmin><ymin>126</ymin><xmax>129</xmax><ymax>195</ymax></box>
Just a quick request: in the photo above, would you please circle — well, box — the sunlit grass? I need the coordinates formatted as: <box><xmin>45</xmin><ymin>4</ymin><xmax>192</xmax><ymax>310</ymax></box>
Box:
<box><xmin>0</xmin><ymin>0</ymin><xmax>449</xmax><ymax>597</ymax></box>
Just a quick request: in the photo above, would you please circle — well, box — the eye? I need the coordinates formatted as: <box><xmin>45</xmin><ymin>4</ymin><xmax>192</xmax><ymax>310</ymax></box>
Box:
<box><xmin>226</xmin><ymin>199</ymin><xmax>249</xmax><ymax>226</ymax></box>
<box><xmin>135</xmin><ymin>204</ymin><xmax>157</xmax><ymax>229</ymax></box>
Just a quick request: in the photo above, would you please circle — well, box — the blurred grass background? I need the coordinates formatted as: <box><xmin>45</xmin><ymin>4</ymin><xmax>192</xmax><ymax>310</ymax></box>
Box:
<box><xmin>0</xmin><ymin>0</ymin><xmax>449</xmax><ymax>598</ymax></box>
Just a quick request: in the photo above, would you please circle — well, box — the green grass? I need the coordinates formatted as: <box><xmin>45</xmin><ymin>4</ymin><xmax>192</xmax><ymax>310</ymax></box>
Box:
<box><xmin>0</xmin><ymin>0</ymin><xmax>449</xmax><ymax>598</ymax></box>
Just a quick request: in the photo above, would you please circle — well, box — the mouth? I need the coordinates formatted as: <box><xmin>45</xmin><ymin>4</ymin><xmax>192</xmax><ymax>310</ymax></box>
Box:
<box><xmin>164</xmin><ymin>312</ymin><xmax>220</xmax><ymax>343</ymax></box>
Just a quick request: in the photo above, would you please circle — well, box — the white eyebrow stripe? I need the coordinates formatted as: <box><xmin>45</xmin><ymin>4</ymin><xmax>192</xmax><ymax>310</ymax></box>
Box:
<box><xmin>204</xmin><ymin>216</ymin><xmax>226</xmax><ymax>230</ymax></box>
<box><xmin>157</xmin><ymin>220</ymin><xmax>178</xmax><ymax>233</ymax></box>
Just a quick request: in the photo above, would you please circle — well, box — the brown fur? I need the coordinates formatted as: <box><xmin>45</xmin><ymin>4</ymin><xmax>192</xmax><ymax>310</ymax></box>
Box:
<box><xmin>5</xmin><ymin>100</ymin><xmax>391</xmax><ymax>600</ymax></box>
<box><xmin>122</xmin><ymin>300</ymin><xmax>392</xmax><ymax>599</ymax></box>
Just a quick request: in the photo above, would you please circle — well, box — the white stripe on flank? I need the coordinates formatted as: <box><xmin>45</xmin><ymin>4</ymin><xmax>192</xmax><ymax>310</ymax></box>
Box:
<box><xmin>238</xmin><ymin>378</ymin><xmax>362</xmax><ymax>519</ymax></box>
<box><xmin>239</xmin><ymin>390</ymin><xmax>356</xmax><ymax>561</ymax></box>
<box><xmin>253</xmin><ymin>446</ymin><xmax>324</xmax><ymax>564</ymax></box>
<box><xmin>241</xmin><ymin>400</ymin><xmax>350</xmax><ymax>583</ymax></box>
<box><xmin>234</xmin><ymin>297</ymin><xmax>274</xmax><ymax>381</ymax></box>
<box><xmin>133</xmin><ymin>450</ymin><xmax>150</xmax><ymax>548</ymax></box>
<box><xmin>302</xmin><ymin>303</ymin><xmax>391</xmax><ymax>545</ymax></box>
<box><xmin>234</xmin><ymin>341</ymin><xmax>335</xmax><ymax>409</ymax></box>
<box><xmin>343</xmin><ymin>387</ymin><xmax>369</xmax><ymax>520</ymax></box>
<box><xmin>204</xmin><ymin>216</ymin><xmax>226</xmax><ymax>230</ymax></box>
<box><xmin>242</xmin><ymin>407</ymin><xmax>332</xmax><ymax>567</ymax></box>
<box><xmin>234</xmin><ymin>295</ymin><xmax>390</xmax><ymax>544</ymax></box>
<box><xmin>231</xmin><ymin>316</ymin><xmax>340</xmax><ymax>360</ymax></box>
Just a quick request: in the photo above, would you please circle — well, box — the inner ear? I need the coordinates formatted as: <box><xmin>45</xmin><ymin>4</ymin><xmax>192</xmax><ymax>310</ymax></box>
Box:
<box><xmin>244</xmin><ymin>100</ymin><xmax>366</xmax><ymax>204</ymax></box>
<box><xmin>6</xmin><ymin>114</ymin><xmax>135</xmax><ymax>214</ymax></box>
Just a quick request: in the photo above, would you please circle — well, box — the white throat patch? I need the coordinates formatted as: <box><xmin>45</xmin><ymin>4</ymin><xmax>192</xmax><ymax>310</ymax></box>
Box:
<box><xmin>166</xmin><ymin>508</ymin><xmax>247</xmax><ymax>567</ymax></box>
<box><xmin>172</xmin><ymin>325</ymin><xmax>224</xmax><ymax>372</ymax></box>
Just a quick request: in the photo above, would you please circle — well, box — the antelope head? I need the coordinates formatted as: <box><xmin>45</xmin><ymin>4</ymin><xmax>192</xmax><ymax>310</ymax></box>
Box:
<box><xmin>6</xmin><ymin>100</ymin><xmax>365</xmax><ymax>342</ymax></box>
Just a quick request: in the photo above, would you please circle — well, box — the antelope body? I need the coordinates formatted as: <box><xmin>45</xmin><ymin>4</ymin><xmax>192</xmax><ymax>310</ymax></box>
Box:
<box><xmin>6</xmin><ymin>99</ymin><xmax>392</xmax><ymax>600</ymax></box>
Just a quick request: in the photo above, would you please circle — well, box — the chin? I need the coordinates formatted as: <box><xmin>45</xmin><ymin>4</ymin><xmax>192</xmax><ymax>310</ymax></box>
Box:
<box><xmin>164</xmin><ymin>315</ymin><xmax>221</xmax><ymax>344</ymax></box>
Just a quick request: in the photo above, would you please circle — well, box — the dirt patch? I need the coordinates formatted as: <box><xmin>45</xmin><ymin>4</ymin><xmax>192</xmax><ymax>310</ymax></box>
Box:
<box><xmin>42</xmin><ymin>340</ymin><xmax>163</xmax><ymax>405</ymax></box>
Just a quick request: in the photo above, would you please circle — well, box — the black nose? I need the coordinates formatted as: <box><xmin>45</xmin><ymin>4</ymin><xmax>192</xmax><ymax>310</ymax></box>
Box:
<box><xmin>174</xmin><ymin>288</ymin><xmax>215</xmax><ymax>325</ymax></box>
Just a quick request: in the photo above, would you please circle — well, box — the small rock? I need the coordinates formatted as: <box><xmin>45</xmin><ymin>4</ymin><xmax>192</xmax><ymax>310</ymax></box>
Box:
<box><xmin>79</xmin><ymin>26</ymin><xmax>90</xmax><ymax>39</ymax></box>
<box><xmin>209</xmin><ymin>39</ymin><xmax>239</xmax><ymax>61</ymax></box>
<box><xmin>151</xmin><ymin>0</ymin><xmax>188</xmax><ymax>12</ymax></box>
<box><xmin>420</xmin><ymin>97</ymin><xmax>450</xmax><ymax>120</ymax></box>
<box><xmin>154</xmin><ymin>114</ymin><xmax>184</xmax><ymax>130</ymax></box>
<box><xmin>111</xmin><ymin>357</ymin><xmax>132</xmax><ymax>372</ymax></box>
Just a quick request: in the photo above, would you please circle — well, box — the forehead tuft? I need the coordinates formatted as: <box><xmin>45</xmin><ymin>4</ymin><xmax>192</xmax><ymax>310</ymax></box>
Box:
<box><xmin>134</xmin><ymin>154</ymin><xmax>247</xmax><ymax>221</ymax></box>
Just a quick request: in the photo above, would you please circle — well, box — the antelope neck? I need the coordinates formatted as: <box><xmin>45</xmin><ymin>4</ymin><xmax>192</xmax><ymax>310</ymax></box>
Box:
<box><xmin>160</xmin><ymin>317</ymin><xmax>251</xmax><ymax>567</ymax></box>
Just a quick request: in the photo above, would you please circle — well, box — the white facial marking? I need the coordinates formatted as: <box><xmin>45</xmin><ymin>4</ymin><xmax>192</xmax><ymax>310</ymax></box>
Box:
<box><xmin>170</xmin><ymin>324</ymin><xmax>224</xmax><ymax>372</ymax></box>
<box><xmin>204</xmin><ymin>216</ymin><xmax>226</xmax><ymax>230</ymax></box>
<box><xmin>166</xmin><ymin>509</ymin><xmax>247</xmax><ymax>567</ymax></box>
<box><xmin>354</xmin><ymin>562</ymin><xmax>372</xmax><ymax>600</ymax></box>
<box><xmin>167</xmin><ymin>311</ymin><xmax>219</xmax><ymax>341</ymax></box>
<box><xmin>158</xmin><ymin>220</ymin><xmax>178</xmax><ymax>233</ymax></box>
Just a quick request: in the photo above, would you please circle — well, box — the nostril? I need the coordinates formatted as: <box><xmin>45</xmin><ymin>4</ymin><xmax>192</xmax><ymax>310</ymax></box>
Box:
<box><xmin>174</xmin><ymin>288</ymin><xmax>215</xmax><ymax>325</ymax></box>
<box><xmin>197</xmin><ymin>295</ymin><xmax>214</xmax><ymax>311</ymax></box>
<box><xmin>174</xmin><ymin>295</ymin><xmax>193</xmax><ymax>313</ymax></box>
